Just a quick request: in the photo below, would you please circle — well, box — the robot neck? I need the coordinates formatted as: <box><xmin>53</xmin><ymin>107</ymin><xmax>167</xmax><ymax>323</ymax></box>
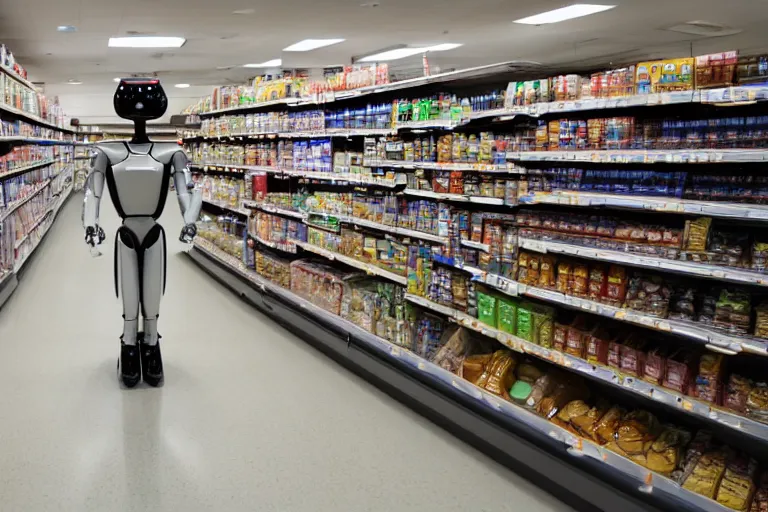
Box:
<box><xmin>132</xmin><ymin>120</ymin><xmax>149</xmax><ymax>144</ymax></box>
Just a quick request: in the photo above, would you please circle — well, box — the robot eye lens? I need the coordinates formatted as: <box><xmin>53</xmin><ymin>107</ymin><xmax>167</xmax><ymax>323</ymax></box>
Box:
<box><xmin>136</xmin><ymin>102</ymin><xmax>144</xmax><ymax>110</ymax></box>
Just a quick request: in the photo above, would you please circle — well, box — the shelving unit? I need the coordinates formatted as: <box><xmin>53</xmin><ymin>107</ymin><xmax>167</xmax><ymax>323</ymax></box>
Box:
<box><xmin>0</xmin><ymin>51</ymin><xmax>75</xmax><ymax>310</ymax></box>
<box><xmin>185</xmin><ymin>54</ymin><xmax>768</xmax><ymax>512</ymax></box>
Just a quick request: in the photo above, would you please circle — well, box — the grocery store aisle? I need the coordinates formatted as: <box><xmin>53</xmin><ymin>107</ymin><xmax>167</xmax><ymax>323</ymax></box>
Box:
<box><xmin>0</xmin><ymin>191</ymin><xmax>573</xmax><ymax>512</ymax></box>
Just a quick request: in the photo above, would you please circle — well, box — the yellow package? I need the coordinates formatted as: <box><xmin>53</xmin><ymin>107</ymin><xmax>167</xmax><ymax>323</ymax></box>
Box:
<box><xmin>635</xmin><ymin>61</ymin><xmax>663</xmax><ymax>94</ymax></box>
<box><xmin>657</xmin><ymin>58</ymin><xmax>695</xmax><ymax>92</ymax></box>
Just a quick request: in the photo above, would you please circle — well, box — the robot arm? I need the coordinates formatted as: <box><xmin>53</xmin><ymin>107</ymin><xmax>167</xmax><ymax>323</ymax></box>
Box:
<box><xmin>82</xmin><ymin>150</ymin><xmax>107</xmax><ymax>246</ymax></box>
<box><xmin>171</xmin><ymin>151</ymin><xmax>202</xmax><ymax>243</ymax></box>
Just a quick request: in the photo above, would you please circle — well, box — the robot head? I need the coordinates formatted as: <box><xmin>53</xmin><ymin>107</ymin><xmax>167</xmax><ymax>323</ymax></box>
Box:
<box><xmin>113</xmin><ymin>78</ymin><xmax>168</xmax><ymax>121</ymax></box>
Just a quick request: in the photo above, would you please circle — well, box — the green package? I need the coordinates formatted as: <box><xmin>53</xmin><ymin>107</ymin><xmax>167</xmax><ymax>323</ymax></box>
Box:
<box><xmin>531</xmin><ymin>304</ymin><xmax>556</xmax><ymax>347</ymax></box>
<box><xmin>517</xmin><ymin>303</ymin><xmax>533</xmax><ymax>341</ymax></box>
<box><xmin>498</xmin><ymin>297</ymin><xmax>518</xmax><ymax>335</ymax></box>
<box><xmin>477</xmin><ymin>292</ymin><xmax>498</xmax><ymax>328</ymax></box>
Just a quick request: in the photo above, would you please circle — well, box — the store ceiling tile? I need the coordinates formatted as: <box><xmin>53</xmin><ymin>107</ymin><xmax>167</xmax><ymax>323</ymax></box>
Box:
<box><xmin>2</xmin><ymin>0</ymin><xmax>767</xmax><ymax>94</ymax></box>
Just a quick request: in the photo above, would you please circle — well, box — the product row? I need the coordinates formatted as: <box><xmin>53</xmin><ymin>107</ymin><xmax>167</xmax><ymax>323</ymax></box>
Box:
<box><xmin>516</xmin><ymin>210</ymin><xmax>768</xmax><ymax>271</ymax></box>
<box><xmin>197</xmin><ymin>229</ymin><xmax>767</xmax><ymax>511</ymax></box>
<box><xmin>504</xmin><ymin>51</ymin><xmax>764</xmax><ymax>106</ymax></box>
<box><xmin>190</xmin><ymin>64</ymin><xmax>391</xmax><ymax>113</ymax></box>
<box><xmin>0</xmin><ymin>118</ymin><xmax>72</xmax><ymax>140</ymax></box>
<box><xmin>0</xmin><ymin>146</ymin><xmax>61</xmax><ymax>176</ymax></box>
<box><xmin>515</xmin><ymin>250</ymin><xmax>767</xmax><ymax>337</ymax></box>
<box><xmin>526</xmin><ymin>167</ymin><xmax>768</xmax><ymax>203</ymax></box>
<box><xmin>0</xmin><ymin>161</ymin><xmax>68</xmax><ymax>210</ymax></box>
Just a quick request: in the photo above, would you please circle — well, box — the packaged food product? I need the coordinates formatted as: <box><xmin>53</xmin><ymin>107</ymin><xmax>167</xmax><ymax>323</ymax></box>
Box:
<box><xmin>585</xmin><ymin>326</ymin><xmax>610</xmax><ymax>365</ymax></box>
<box><xmin>461</xmin><ymin>354</ymin><xmax>492</xmax><ymax>384</ymax></box>
<box><xmin>556</xmin><ymin>261</ymin><xmax>572</xmax><ymax>294</ymax></box>
<box><xmin>607</xmin><ymin>340</ymin><xmax>622</xmax><ymax>369</ymax></box>
<box><xmin>497</xmin><ymin>297</ymin><xmax>518</xmax><ymax>335</ymax></box>
<box><xmin>725</xmin><ymin>375</ymin><xmax>752</xmax><ymax>414</ymax></box>
<box><xmin>566</xmin><ymin>317</ymin><xmax>589</xmax><ymax>358</ymax></box>
<box><xmin>643</xmin><ymin>347</ymin><xmax>668</xmax><ymax>386</ymax></box>
<box><xmin>624</xmin><ymin>274</ymin><xmax>671</xmax><ymax>318</ymax></box>
<box><xmin>517</xmin><ymin>303</ymin><xmax>533</xmax><ymax>341</ymax></box>
<box><xmin>664</xmin><ymin>350</ymin><xmax>696</xmax><ymax>394</ymax></box>
<box><xmin>716</xmin><ymin>454</ymin><xmax>757</xmax><ymax>511</ymax></box>
<box><xmin>746</xmin><ymin>383</ymin><xmax>768</xmax><ymax>423</ymax></box>
<box><xmin>571</xmin><ymin>400</ymin><xmax>610</xmax><ymax>440</ymax></box>
<box><xmin>755</xmin><ymin>302</ymin><xmax>768</xmax><ymax>339</ymax></box>
<box><xmin>553</xmin><ymin>323</ymin><xmax>567</xmax><ymax>352</ymax></box>
<box><xmin>695</xmin><ymin>353</ymin><xmax>725</xmax><ymax>404</ymax></box>
<box><xmin>516</xmin><ymin>361</ymin><xmax>545</xmax><ymax>384</ymax></box>
<box><xmin>431</xmin><ymin>325</ymin><xmax>470</xmax><ymax>374</ymax></box>
<box><xmin>527</xmin><ymin>373</ymin><xmax>556</xmax><ymax>409</ymax></box>
<box><xmin>594</xmin><ymin>406</ymin><xmax>625</xmax><ymax>445</ymax></box>
<box><xmin>538</xmin><ymin>255</ymin><xmax>557</xmax><ymax>289</ymax></box>
<box><xmin>509</xmin><ymin>380</ymin><xmax>532</xmax><ymax>404</ymax></box>
<box><xmin>683</xmin><ymin>217</ymin><xmax>713</xmax><ymax>253</ymax></box>
<box><xmin>604</xmin><ymin>265</ymin><xmax>627</xmax><ymax>306</ymax></box>
<box><xmin>588</xmin><ymin>265</ymin><xmax>608</xmax><ymax>301</ymax></box>
<box><xmin>682</xmin><ymin>450</ymin><xmax>727</xmax><ymax>499</ymax></box>
<box><xmin>615</xmin><ymin>410</ymin><xmax>661</xmax><ymax>455</ymax></box>
<box><xmin>572</xmin><ymin>263</ymin><xmax>589</xmax><ymax>296</ymax></box>
<box><xmin>646</xmin><ymin>427</ymin><xmax>691</xmax><ymax>475</ymax></box>
<box><xmin>750</xmin><ymin>472</ymin><xmax>768</xmax><ymax>512</ymax></box>
<box><xmin>477</xmin><ymin>291</ymin><xmax>498</xmax><ymax>328</ymax></box>
<box><xmin>714</xmin><ymin>290</ymin><xmax>752</xmax><ymax>335</ymax></box>
<box><xmin>531</xmin><ymin>304</ymin><xmax>555</xmax><ymax>348</ymax></box>
<box><xmin>475</xmin><ymin>350</ymin><xmax>517</xmax><ymax>400</ymax></box>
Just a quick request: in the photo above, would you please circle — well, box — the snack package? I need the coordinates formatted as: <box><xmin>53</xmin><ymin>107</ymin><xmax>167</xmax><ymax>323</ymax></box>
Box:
<box><xmin>571</xmin><ymin>400</ymin><xmax>611</xmax><ymax>441</ymax></box>
<box><xmin>461</xmin><ymin>354</ymin><xmax>493</xmax><ymax>384</ymax></box>
<box><xmin>556</xmin><ymin>261</ymin><xmax>572</xmax><ymax>294</ymax></box>
<box><xmin>646</xmin><ymin>426</ymin><xmax>691</xmax><ymax>476</ymax></box>
<box><xmin>475</xmin><ymin>350</ymin><xmax>518</xmax><ymax>400</ymax></box>
<box><xmin>615</xmin><ymin>410</ymin><xmax>661</xmax><ymax>456</ymax></box>
<box><xmin>538</xmin><ymin>255</ymin><xmax>557</xmax><ymax>289</ymax></box>
<box><xmin>498</xmin><ymin>297</ymin><xmax>518</xmax><ymax>335</ymax></box>
<box><xmin>572</xmin><ymin>263</ymin><xmax>589</xmax><ymax>296</ymax></box>
<box><xmin>682</xmin><ymin>450</ymin><xmax>727</xmax><ymax>499</ymax></box>
<box><xmin>643</xmin><ymin>347</ymin><xmax>668</xmax><ymax>386</ymax></box>
<box><xmin>716</xmin><ymin>454</ymin><xmax>757</xmax><ymax>511</ymax></box>
<box><xmin>477</xmin><ymin>291</ymin><xmax>498</xmax><ymax>328</ymax></box>
<box><xmin>619</xmin><ymin>334</ymin><xmax>647</xmax><ymax>377</ymax></box>
<box><xmin>593</xmin><ymin>406</ymin><xmax>625</xmax><ymax>445</ymax></box>
<box><xmin>683</xmin><ymin>217</ymin><xmax>713</xmax><ymax>253</ymax></box>
<box><xmin>756</xmin><ymin>302</ymin><xmax>768</xmax><ymax>339</ymax></box>
<box><xmin>664</xmin><ymin>350</ymin><xmax>696</xmax><ymax>394</ymax></box>
<box><xmin>747</xmin><ymin>383</ymin><xmax>768</xmax><ymax>423</ymax></box>
<box><xmin>694</xmin><ymin>354</ymin><xmax>725</xmax><ymax>404</ymax></box>
<box><xmin>431</xmin><ymin>325</ymin><xmax>470</xmax><ymax>373</ymax></box>
<box><xmin>566</xmin><ymin>316</ymin><xmax>589</xmax><ymax>358</ymax></box>
<box><xmin>553</xmin><ymin>323</ymin><xmax>567</xmax><ymax>352</ymax></box>
<box><xmin>588</xmin><ymin>265</ymin><xmax>608</xmax><ymax>301</ymax></box>
<box><xmin>586</xmin><ymin>326</ymin><xmax>611</xmax><ymax>365</ymax></box>
<box><xmin>517</xmin><ymin>302</ymin><xmax>533</xmax><ymax>341</ymax></box>
<box><xmin>725</xmin><ymin>375</ymin><xmax>752</xmax><ymax>414</ymax></box>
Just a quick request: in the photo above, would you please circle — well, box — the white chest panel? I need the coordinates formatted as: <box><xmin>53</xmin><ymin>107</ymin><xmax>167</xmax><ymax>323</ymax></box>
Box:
<box><xmin>111</xmin><ymin>153</ymin><xmax>165</xmax><ymax>216</ymax></box>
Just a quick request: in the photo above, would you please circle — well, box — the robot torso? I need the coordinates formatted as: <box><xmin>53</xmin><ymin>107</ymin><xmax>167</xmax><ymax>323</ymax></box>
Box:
<box><xmin>95</xmin><ymin>141</ymin><xmax>182</xmax><ymax>220</ymax></box>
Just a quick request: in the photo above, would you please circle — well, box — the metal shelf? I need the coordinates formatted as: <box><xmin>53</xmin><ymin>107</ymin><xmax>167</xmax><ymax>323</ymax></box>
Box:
<box><xmin>14</xmin><ymin>183</ymin><xmax>73</xmax><ymax>272</ymax></box>
<box><xmin>404</xmin><ymin>188</ymin><xmax>506</xmax><ymax>205</ymax></box>
<box><xmin>293</xmin><ymin>240</ymin><xmax>407</xmax><ymax>285</ymax></box>
<box><xmin>0</xmin><ymin>158</ymin><xmax>57</xmax><ymax>180</ymax></box>
<box><xmin>201</xmin><ymin>199</ymin><xmax>250</xmax><ymax>216</ymax></box>
<box><xmin>404</xmin><ymin>292</ymin><xmax>768</xmax><ymax>444</ymax></box>
<box><xmin>0</xmin><ymin>178</ymin><xmax>52</xmax><ymax>222</ymax></box>
<box><xmin>520</xmin><ymin>191</ymin><xmax>768</xmax><ymax>221</ymax></box>
<box><xmin>365</xmin><ymin>158</ymin><xmax>517</xmax><ymax>173</ymax></box>
<box><xmin>509</xmin><ymin>149</ymin><xmax>768</xmax><ymax>163</ymax></box>
<box><xmin>248</xmin><ymin>232</ymin><xmax>297</xmax><ymax>253</ymax></box>
<box><xmin>190</xmin><ymin>238</ymin><xmax>737</xmax><ymax>512</ymax></box>
<box><xmin>518</xmin><ymin>237</ymin><xmax>768</xmax><ymax>287</ymax></box>
<box><xmin>0</xmin><ymin>102</ymin><xmax>73</xmax><ymax>133</ymax></box>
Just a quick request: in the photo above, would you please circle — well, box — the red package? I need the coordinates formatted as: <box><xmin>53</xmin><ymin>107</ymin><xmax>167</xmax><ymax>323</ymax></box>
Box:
<box><xmin>663</xmin><ymin>351</ymin><xmax>696</xmax><ymax>394</ymax></box>
<box><xmin>251</xmin><ymin>172</ymin><xmax>268</xmax><ymax>201</ymax></box>
<box><xmin>553</xmin><ymin>323</ymin><xmax>567</xmax><ymax>352</ymax></box>
<box><xmin>608</xmin><ymin>340</ymin><xmax>622</xmax><ymax>369</ymax></box>
<box><xmin>643</xmin><ymin>348</ymin><xmax>667</xmax><ymax>385</ymax></box>
<box><xmin>619</xmin><ymin>344</ymin><xmax>646</xmax><ymax>377</ymax></box>
<box><xmin>566</xmin><ymin>328</ymin><xmax>585</xmax><ymax>358</ymax></box>
<box><xmin>586</xmin><ymin>327</ymin><xmax>610</xmax><ymax>365</ymax></box>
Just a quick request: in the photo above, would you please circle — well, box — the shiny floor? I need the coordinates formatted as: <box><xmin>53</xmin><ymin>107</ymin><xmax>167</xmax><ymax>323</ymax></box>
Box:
<box><xmin>0</xmin><ymin>191</ymin><xmax>574</xmax><ymax>511</ymax></box>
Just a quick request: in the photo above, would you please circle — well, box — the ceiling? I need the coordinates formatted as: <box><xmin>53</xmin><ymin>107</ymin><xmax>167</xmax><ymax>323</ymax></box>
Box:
<box><xmin>2</xmin><ymin>0</ymin><xmax>768</xmax><ymax>122</ymax></box>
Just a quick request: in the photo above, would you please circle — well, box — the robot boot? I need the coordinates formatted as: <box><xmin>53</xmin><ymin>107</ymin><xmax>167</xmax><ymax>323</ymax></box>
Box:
<box><xmin>140</xmin><ymin>335</ymin><xmax>164</xmax><ymax>387</ymax></box>
<box><xmin>119</xmin><ymin>340</ymin><xmax>141</xmax><ymax>388</ymax></box>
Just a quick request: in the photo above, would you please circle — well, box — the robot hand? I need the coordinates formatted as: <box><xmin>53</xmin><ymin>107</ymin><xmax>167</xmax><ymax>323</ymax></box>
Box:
<box><xmin>179</xmin><ymin>223</ymin><xmax>197</xmax><ymax>244</ymax></box>
<box><xmin>85</xmin><ymin>225</ymin><xmax>106</xmax><ymax>247</ymax></box>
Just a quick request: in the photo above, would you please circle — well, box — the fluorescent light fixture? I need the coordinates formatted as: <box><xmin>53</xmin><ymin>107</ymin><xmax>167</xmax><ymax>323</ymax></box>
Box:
<box><xmin>113</xmin><ymin>77</ymin><xmax>121</xmax><ymax>82</ymax></box>
<box><xmin>57</xmin><ymin>25</ymin><xmax>77</xmax><ymax>32</ymax></box>
<box><xmin>283</xmin><ymin>39</ymin><xmax>345</xmax><ymax>52</ymax></box>
<box><xmin>175</xmin><ymin>83</ymin><xmax>191</xmax><ymax>88</ymax></box>
<box><xmin>108</xmin><ymin>36</ymin><xmax>186</xmax><ymax>48</ymax></box>
<box><xmin>242</xmin><ymin>59</ymin><xmax>282</xmax><ymax>68</ymax></box>
<box><xmin>67</xmin><ymin>80</ymin><xmax>82</xmax><ymax>85</ymax></box>
<box><xmin>359</xmin><ymin>43</ymin><xmax>463</xmax><ymax>62</ymax></box>
<box><xmin>514</xmin><ymin>4</ymin><xmax>615</xmax><ymax>24</ymax></box>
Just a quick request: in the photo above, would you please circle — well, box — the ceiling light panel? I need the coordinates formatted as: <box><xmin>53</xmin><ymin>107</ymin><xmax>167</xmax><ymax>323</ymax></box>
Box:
<box><xmin>108</xmin><ymin>36</ymin><xmax>186</xmax><ymax>48</ymax></box>
<box><xmin>57</xmin><ymin>25</ymin><xmax>77</xmax><ymax>32</ymax></box>
<box><xmin>283</xmin><ymin>39</ymin><xmax>345</xmax><ymax>52</ymax></box>
<box><xmin>360</xmin><ymin>44</ymin><xmax>463</xmax><ymax>62</ymax></box>
<box><xmin>242</xmin><ymin>59</ymin><xmax>282</xmax><ymax>68</ymax></box>
<box><xmin>175</xmin><ymin>83</ymin><xmax>191</xmax><ymax>88</ymax></box>
<box><xmin>514</xmin><ymin>4</ymin><xmax>615</xmax><ymax>24</ymax></box>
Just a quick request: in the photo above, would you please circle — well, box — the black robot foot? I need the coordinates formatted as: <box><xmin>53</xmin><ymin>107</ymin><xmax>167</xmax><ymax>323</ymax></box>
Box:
<box><xmin>140</xmin><ymin>336</ymin><xmax>164</xmax><ymax>387</ymax></box>
<box><xmin>119</xmin><ymin>341</ymin><xmax>141</xmax><ymax>388</ymax></box>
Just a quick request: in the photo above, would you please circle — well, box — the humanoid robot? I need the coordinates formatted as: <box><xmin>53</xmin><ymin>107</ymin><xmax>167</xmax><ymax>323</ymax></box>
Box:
<box><xmin>82</xmin><ymin>78</ymin><xmax>202</xmax><ymax>388</ymax></box>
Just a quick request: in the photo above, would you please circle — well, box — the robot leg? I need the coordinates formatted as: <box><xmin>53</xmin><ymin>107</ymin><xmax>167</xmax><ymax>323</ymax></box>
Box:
<box><xmin>139</xmin><ymin>224</ymin><xmax>166</xmax><ymax>387</ymax></box>
<box><xmin>115</xmin><ymin>226</ymin><xmax>142</xmax><ymax>387</ymax></box>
